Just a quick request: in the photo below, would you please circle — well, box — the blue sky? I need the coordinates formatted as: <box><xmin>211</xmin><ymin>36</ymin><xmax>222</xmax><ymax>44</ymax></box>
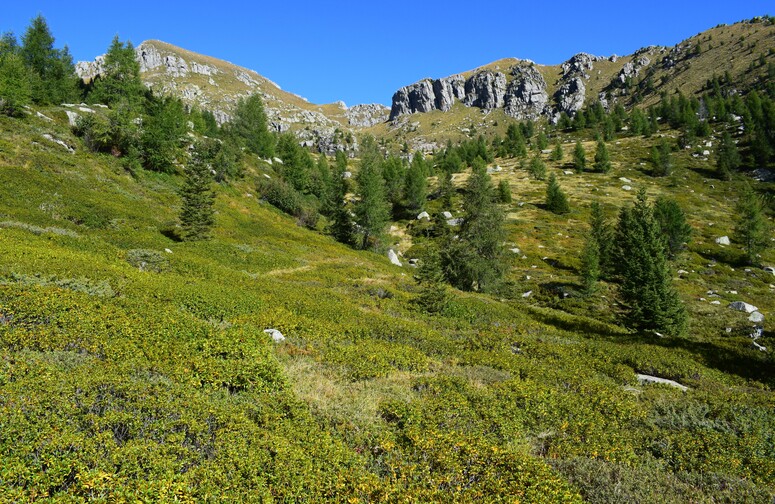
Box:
<box><xmin>3</xmin><ymin>1</ymin><xmax>772</xmax><ymax>106</ymax></box>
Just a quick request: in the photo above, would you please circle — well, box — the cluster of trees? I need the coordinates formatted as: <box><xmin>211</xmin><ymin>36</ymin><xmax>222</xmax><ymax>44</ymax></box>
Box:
<box><xmin>581</xmin><ymin>192</ymin><xmax>688</xmax><ymax>336</ymax></box>
<box><xmin>0</xmin><ymin>15</ymin><xmax>79</xmax><ymax>115</ymax></box>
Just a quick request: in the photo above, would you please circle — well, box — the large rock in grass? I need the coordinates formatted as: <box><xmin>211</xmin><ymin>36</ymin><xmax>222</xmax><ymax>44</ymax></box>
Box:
<box><xmin>388</xmin><ymin>249</ymin><xmax>402</xmax><ymax>267</ymax></box>
<box><xmin>715</xmin><ymin>236</ymin><xmax>731</xmax><ymax>246</ymax></box>
<box><xmin>264</xmin><ymin>328</ymin><xmax>285</xmax><ymax>343</ymax></box>
<box><xmin>729</xmin><ymin>301</ymin><xmax>759</xmax><ymax>313</ymax></box>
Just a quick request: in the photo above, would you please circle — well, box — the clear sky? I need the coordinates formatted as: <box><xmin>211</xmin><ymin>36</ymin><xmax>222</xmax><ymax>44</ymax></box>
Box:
<box><xmin>3</xmin><ymin>1</ymin><xmax>772</xmax><ymax>106</ymax></box>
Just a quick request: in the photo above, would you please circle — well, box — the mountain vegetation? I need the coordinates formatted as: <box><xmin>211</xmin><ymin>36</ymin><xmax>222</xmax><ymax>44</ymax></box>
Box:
<box><xmin>0</xmin><ymin>13</ymin><xmax>774</xmax><ymax>503</ymax></box>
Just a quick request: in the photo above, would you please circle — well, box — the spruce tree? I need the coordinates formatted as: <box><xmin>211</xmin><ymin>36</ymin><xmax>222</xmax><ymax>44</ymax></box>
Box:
<box><xmin>414</xmin><ymin>247</ymin><xmax>449</xmax><ymax>314</ymax></box>
<box><xmin>550</xmin><ymin>141</ymin><xmax>563</xmax><ymax>162</ymax></box>
<box><xmin>442</xmin><ymin>157</ymin><xmax>505</xmax><ymax>292</ymax></box>
<box><xmin>354</xmin><ymin>136</ymin><xmax>390</xmax><ymax>250</ymax></box>
<box><xmin>651</xmin><ymin>139</ymin><xmax>673</xmax><ymax>177</ymax></box>
<box><xmin>382</xmin><ymin>155</ymin><xmax>406</xmax><ymax>213</ymax></box>
<box><xmin>614</xmin><ymin>189</ymin><xmax>686</xmax><ymax>335</ymax></box>
<box><xmin>593</xmin><ymin>140</ymin><xmax>612</xmax><ymax>173</ymax></box>
<box><xmin>404</xmin><ymin>153</ymin><xmax>428</xmax><ymax>213</ymax></box>
<box><xmin>497</xmin><ymin>179</ymin><xmax>512</xmax><ymax>203</ymax></box>
<box><xmin>653</xmin><ymin>196</ymin><xmax>692</xmax><ymax>259</ymax></box>
<box><xmin>89</xmin><ymin>36</ymin><xmax>144</xmax><ymax>108</ymax></box>
<box><xmin>573</xmin><ymin>141</ymin><xmax>586</xmax><ymax>173</ymax></box>
<box><xmin>230</xmin><ymin>94</ymin><xmax>275</xmax><ymax>158</ymax></box>
<box><xmin>141</xmin><ymin>96</ymin><xmax>187</xmax><ymax>173</ymax></box>
<box><xmin>529</xmin><ymin>155</ymin><xmax>546</xmax><ymax>180</ymax></box>
<box><xmin>327</xmin><ymin>157</ymin><xmax>354</xmax><ymax>246</ymax></box>
<box><xmin>179</xmin><ymin>141</ymin><xmax>216</xmax><ymax>241</ymax></box>
<box><xmin>734</xmin><ymin>185</ymin><xmax>769</xmax><ymax>265</ymax></box>
<box><xmin>0</xmin><ymin>52</ymin><xmax>31</xmax><ymax>116</ymax></box>
<box><xmin>580</xmin><ymin>233</ymin><xmax>601</xmax><ymax>295</ymax></box>
<box><xmin>20</xmin><ymin>15</ymin><xmax>77</xmax><ymax>104</ymax></box>
<box><xmin>589</xmin><ymin>201</ymin><xmax>614</xmax><ymax>278</ymax></box>
<box><xmin>545</xmin><ymin>173</ymin><xmax>570</xmax><ymax>214</ymax></box>
<box><xmin>716</xmin><ymin>131</ymin><xmax>740</xmax><ymax>181</ymax></box>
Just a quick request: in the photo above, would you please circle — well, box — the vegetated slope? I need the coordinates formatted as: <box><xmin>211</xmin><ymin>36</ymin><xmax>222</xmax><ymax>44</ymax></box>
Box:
<box><xmin>1</xmin><ymin>98</ymin><xmax>774</xmax><ymax>502</ymax></box>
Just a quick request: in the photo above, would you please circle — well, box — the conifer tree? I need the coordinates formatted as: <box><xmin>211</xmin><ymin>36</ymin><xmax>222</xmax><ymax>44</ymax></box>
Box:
<box><xmin>404</xmin><ymin>153</ymin><xmax>428</xmax><ymax>213</ymax></box>
<box><xmin>529</xmin><ymin>155</ymin><xmax>546</xmax><ymax>180</ymax></box>
<box><xmin>141</xmin><ymin>96</ymin><xmax>187</xmax><ymax>173</ymax></box>
<box><xmin>310</xmin><ymin>153</ymin><xmax>332</xmax><ymax>200</ymax></box>
<box><xmin>20</xmin><ymin>15</ymin><xmax>78</xmax><ymax>104</ymax></box>
<box><xmin>651</xmin><ymin>139</ymin><xmax>673</xmax><ymax>176</ymax></box>
<box><xmin>497</xmin><ymin>179</ymin><xmax>512</xmax><ymax>203</ymax></box>
<box><xmin>89</xmin><ymin>36</ymin><xmax>144</xmax><ymax>108</ymax></box>
<box><xmin>230</xmin><ymin>94</ymin><xmax>275</xmax><ymax>158</ymax></box>
<box><xmin>327</xmin><ymin>156</ymin><xmax>354</xmax><ymax>246</ymax></box>
<box><xmin>580</xmin><ymin>233</ymin><xmax>601</xmax><ymax>295</ymax></box>
<box><xmin>550</xmin><ymin>141</ymin><xmax>563</xmax><ymax>162</ymax></box>
<box><xmin>382</xmin><ymin>155</ymin><xmax>405</xmax><ymax>213</ymax></box>
<box><xmin>545</xmin><ymin>173</ymin><xmax>570</xmax><ymax>214</ymax></box>
<box><xmin>653</xmin><ymin>197</ymin><xmax>692</xmax><ymax>259</ymax></box>
<box><xmin>614</xmin><ymin>189</ymin><xmax>686</xmax><ymax>335</ymax></box>
<box><xmin>414</xmin><ymin>247</ymin><xmax>449</xmax><ymax>314</ymax></box>
<box><xmin>716</xmin><ymin>131</ymin><xmax>740</xmax><ymax>181</ymax></box>
<box><xmin>734</xmin><ymin>185</ymin><xmax>769</xmax><ymax>265</ymax></box>
<box><xmin>179</xmin><ymin>141</ymin><xmax>216</xmax><ymax>241</ymax></box>
<box><xmin>0</xmin><ymin>52</ymin><xmax>31</xmax><ymax>116</ymax></box>
<box><xmin>593</xmin><ymin>140</ymin><xmax>612</xmax><ymax>173</ymax></box>
<box><xmin>573</xmin><ymin>141</ymin><xmax>586</xmax><ymax>173</ymax></box>
<box><xmin>442</xmin><ymin>157</ymin><xmax>506</xmax><ymax>292</ymax></box>
<box><xmin>354</xmin><ymin>136</ymin><xmax>390</xmax><ymax>250</ymax></box>
<box><xmin>589</xmin><ymin>201</ymin><xmax>614</xmax><ymax>278</ymax></box>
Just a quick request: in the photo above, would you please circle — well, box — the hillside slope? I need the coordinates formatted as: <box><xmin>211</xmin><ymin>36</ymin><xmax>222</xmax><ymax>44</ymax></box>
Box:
<box><xmin>1</xmin><ymin>96</ymin><xmax>774</xmax><ymax>501</ymax></box>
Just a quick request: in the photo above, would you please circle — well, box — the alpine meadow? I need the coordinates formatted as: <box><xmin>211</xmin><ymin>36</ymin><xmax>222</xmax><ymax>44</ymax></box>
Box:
<box><xmin>2</xmin><ymin>11</ymin><xmax>775</xmax><ymax>503</ymax></box>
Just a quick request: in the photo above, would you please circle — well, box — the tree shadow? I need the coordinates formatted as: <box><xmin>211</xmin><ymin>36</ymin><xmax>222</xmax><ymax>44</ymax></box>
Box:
<box><xmin>160</xmin><ymin>228</ymin><xmax>183</xmax><ymax>242</ymax></box>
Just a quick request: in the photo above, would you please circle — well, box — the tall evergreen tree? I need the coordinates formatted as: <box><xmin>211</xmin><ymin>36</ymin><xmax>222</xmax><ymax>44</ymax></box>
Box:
<box><xmin>414</xmin><ymin>247</ymin><xmax>449</xmax><ymax>314</ymax></box>
<box><xmin>573</xmin><ymin>141</ymin><xmax>586</xmax><ymax>173</ymax></box>
<box><xmin>651</xmin><ymin>139</ymin><xmax>673</xmax><ymax>177</ymax></box>
<box><xmin>230</xmin><ymin>94</ymin><xmax>275</xmax><ymax>158</ymax></box>
<box><xmin>0</xmin><ymin>52</ymin><xmax>31</xmax><ymax>116</ymax></box>
<box><xmin>593</xmin><ymin>140</ymin><xmax>612</xmax><ymax>173</ymax></box>
<box><xmin>529</xmin><ymin>155</ymin><xmax>546</xmax><ymax>180</ymax></box>
<box><xmin>88</xmin><ymin>36</ymin><xmax>144</xmax><ymax>108</ymax></box>
<box><xmin>179</xmin><ymin>141</ymin><xmax>217</xmax><ymax>241</ymax></box>
<box><xmin>327</xmin><ymin>155</ymin><xmax>354</xmax><ymax>246</ymax></box>
<box><xmin>550</xmin><ymin>141</ymin><xmax>563</xmax><ymax>162</ymax></box>
<box><xmin>20</xmin><ymin>15</ymin><xmax>78</xmax><ymax>104</ymax></box>
<box><xmin>734</xmin><ymin>185</ymin><xmax>770</xmax><ymax>265</ymax></box>
<box><xmin>580</xmin><ymin>232</ymin><xmax>601</xmax><ymax>295</ymax></box>
<box><xmin>653</xmin><ymin>197</ymin><xmax>692</xmax><ymax>259</ymax></box>
<box><xmin>354</xmin><ymin>136</ymin><xmax>390</xmax><ymax>250</ymax></box>
<box><xmin>716</xmin><ymin>131</ymin><xmax>740</xmax><ymax>181</ymax></box>
<box><xmin>404</xmin><ymin>153</ymin><xmax>428</xmax><ymax>213</ymax></box>
<box><xmin>589</xmin><ymin>201</ymin><xmax>614</xmax><ymax>278</ymax></box>
<box><xmin>442</xmin><ymin>157</ymin><xmax>506</xmax><ymax>292</ymax></box>
<box><xmin>545</xmin><ymin>173</ymin><xmax>570</xmax><ymax>214</ymax></box>
<box><xmin>141</xmin><ymin>96</ymin><xmax>187</xmax><ymax>173</ymax></box>
<box><xmin>382</xmin><ymin>155</ymin><xmax>406</xmax><ymax>213</ymax></box>
<box><xmin>614</xmin><ymin>189</ymin><xmax>686</xmax><ymax>335</ymax></box>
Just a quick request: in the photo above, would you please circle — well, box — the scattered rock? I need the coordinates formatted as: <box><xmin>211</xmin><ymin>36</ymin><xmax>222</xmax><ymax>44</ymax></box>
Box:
<box><xmin>522</xmin><ymin>290</ymin><xmax>533</xmax><ymax>298</ymax></box>
<box><xmin>164</xmin><ymin>248</ymin><xmax>173</xmax><ymax>254</ymax></box>
<box><xmin>749</xmin><ymin>311</ymin><xmax>765</xmax><ymax>323</ymax></box>
<box><xmin>729</xmin><ymin>301</ymin><xmax>759</xmax><ymax>314</ymax></box>
<box><xmin>710</xmin><ymin>300</ymin><xmax>721</xmax><ymax>305</ymax></box>
<box><xmin>763</xmin><ymin>266</ymin><xmax>775</xmax><ymax>276</ymax></box>
<box><xmin>65</xmin><ymin>110</ymin><xmax>80</xmax><ymax>127</ymax></box>
<box><xmin>563</xmin><ymin>170</ymin><xmax>574</xmax><ymax>175</ymax></box>
<box><xmin>442</xmin><ymin>211</ymin><xmax>453</xmax><ymax>219</ymax></box>
<box><xmin>41</xmin><ymin>134</ymin><xmax>74</xmax><ymax>153</ymax></box>
<box><xmin>752</xmin><ymin>341</ymin><xmax>767</xmax><ymax>352</ymax></box>
<box><xmin>446</xmin><ymin>218</ymin><xmax>463</xmax><ymax>226</ymax></box>
<box><xmin>636</xmin><ymin>373</ymin><xmax>689</xmax><ymax>392</ymax></box>
<box><xmin>619</xmin><ymin>177</ymin><xmax>632</xmax><ymax>183</ymax></box>
<box><xmin>388</xmin><ymin>249</ymin><xmax>402</xmax><ymax>267</ymax></box>
<box><xmin>417</xmin><ymin>211</ymin><xmax>430</xmax><ymax>220</ymax></box>
<box><xmin>621</xmin><ymin>185</ymin><xmax>632</xmax><ymax>191</ymax></box>
<box><xmin>510</xmin><ymin>247</ymin><xmax>521</xmax><ymax>254</ymax></box>
<box><xmin>715</xmin><ymin>236</ymin><xmax>731</xmax><ymax>246</ymax></box>
<box><xmin>342</xmin><ymin>171</ymin><xmax>352</xmax><ymax>179</ymax></box>
<box><xmin>36</xmin><ymin>111</ymin><xmax>53</xmax><ymax>122</ymax></box>
<box><xmin>264</xmin><ymin>328</ymin><xmax>285</xmax><ymax>343</ymax></box>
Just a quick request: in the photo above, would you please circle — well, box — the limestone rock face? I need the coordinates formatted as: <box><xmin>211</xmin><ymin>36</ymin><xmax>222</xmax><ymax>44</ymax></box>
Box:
<box><xmin>504</xmin><ymin>65</ymin><xmax>548</xmax><ymax>120</ymax></box>
<box><xmin>562</xmin><ymin>52</ymin><xmax>602</xmax><ymax>78</ymax></box>
<box><xmin>433</xmin><ymin>75</ymin><xmax>465</xmax><ymax>111</ymax></box>
<box><xmin>554</xmin><ymin>77</ymin><xmax>586</xmax><ymax>115</ymax></box>
<box><xmin>464</xmin><ymin>71</ymin><xmax>507</xmax><ymax>109</ymax></box>
<box><xmin>344</xmin><ymin>103</ymin><xmax>389</xmax><ymax>127</ymax></box>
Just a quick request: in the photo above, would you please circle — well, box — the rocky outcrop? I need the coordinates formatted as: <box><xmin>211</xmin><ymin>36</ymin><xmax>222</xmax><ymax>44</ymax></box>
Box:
<box><xmin>390</xmin><ymin>79</ymin><xmax>436</xmax><ymax>119</ymax></box>
<box><xmin>464</xmin><ymin>71</ymin><xmax>507</xmax><ymax>109</ymax></box>
<box><xmin>504</xmin><ymin>65</ymin><xmax>548</xmax><ymax>120</ymax></box>
<box><xmin>554</xmin><ymin>77</ymin><xmax>586</xmax><ymax>116</ymax></box>
<box><xmin>617</xmin><ymin>55</ymin><xmax>651</xmax><ymax>84</ymax></box>
<box><xmin>562</xmin><ymin>52</ymin><xmax>603</xmax><ymax>78</ymax></box>
<box><xmin>344</xmin><ymin>103</ymin><xmax>389</xmax><ymax>127</ymax></box>
<box><xmin>433</xmin><ymin>75</ymin><xmax>465</xmax><ymax>111</ymax></box>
